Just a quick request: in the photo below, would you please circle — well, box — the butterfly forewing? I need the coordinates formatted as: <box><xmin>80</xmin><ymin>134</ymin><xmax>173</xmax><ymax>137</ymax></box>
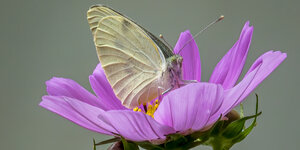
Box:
<box><xmin>87</xmin><ymin>5</ymin><xmax>174</xmax><ymax>58</ymax></box>
<box><xmin>93</xmin><ymin>14</ymin><xmax>167</xmax><ymax>108</ymax></box>
<box><xmin>87</xmin><ymin>6</ymin><xmax>119</xmax><ymax>36</ymax></box>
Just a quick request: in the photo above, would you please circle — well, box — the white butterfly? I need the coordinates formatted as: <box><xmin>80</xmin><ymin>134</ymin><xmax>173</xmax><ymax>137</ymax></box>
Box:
<box><xmin>88</xmin><ymin>5</ymin><xmax>196</xmax><ymax>108</ymax></box>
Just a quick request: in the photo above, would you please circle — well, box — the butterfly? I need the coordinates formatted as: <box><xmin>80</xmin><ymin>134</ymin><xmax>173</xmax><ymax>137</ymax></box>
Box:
<box><xmin>87</xmin><ymin>5</ymin><xmax>195</xmax><ymax>109</ymax></box>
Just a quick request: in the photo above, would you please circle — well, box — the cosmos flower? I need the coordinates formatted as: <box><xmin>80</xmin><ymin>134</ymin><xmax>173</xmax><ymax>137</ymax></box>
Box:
<box><xmin>40</xmin><ymin>21</ymin><xmax>286</xmax><ymax>143</ymax></box>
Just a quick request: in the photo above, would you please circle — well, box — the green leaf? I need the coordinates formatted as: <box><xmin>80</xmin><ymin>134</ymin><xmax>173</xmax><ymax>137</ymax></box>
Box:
<box><xmin>223</xmin><ymin>111</ymin><xmax>261</xmax><ymax>140</ymax></box>
<box><xmin>182</xmin><ymin>140</ymin><xmax>207</xmax><ymax>149</ymax></box>
<box><xmin>93</xmin><ymin>139</ymin><xmax>96</xmax><ymax>150</ymax></box>
<box><xmin>164</xmin><ymin>134</ymin><xmax>188</xmax><ymax>149</ymax></box>
<box><xmin>205</xmin><ymin>94</ymin><xmax>262</xmax><ymax>150</ymax></box>
<box><xmin>167</xmin><ymin>134</ymin><xmax>187</xmax><ymax>142</ymax></box>
<box><xmin>232</xmin><ymin>94</ymin><xmax>261</xmax><ymax>143</ymax></box>
<box><xmin>223</xmin><ymin>94</ymin><xmax>261</xmax><ymax>139</ymax></box>
<box><xmin>189</xmin><ymin>130</ymin><xmax>210</xmax><ymax>143</ymax></box>
<box><xmin>209</xmin><ymin>115</ymin><xmax>223</xmax><ymax>135</ymax></box>
<box><xmin>136</xmin><ymin>141</ymin><xmax>164</xmax><ymax>150</ymax></box>
<box><xmin>93</xmin><ymin>137</ymin><xmax>120</xmax><ymax>146</ymax></box>
<box><xmin>211</xmin><ymin>120</ymin><xmax>225</xmax><ymax>136</ymax></box>
<box><xmin>121</xmin><ymin>137</ymin><xmax>139</xmax><ymax>150</ymax></box>
<box><xmin>222</xmin><ymin>118</ymin><xmax>246</xmax><ymax>139</ymax></box>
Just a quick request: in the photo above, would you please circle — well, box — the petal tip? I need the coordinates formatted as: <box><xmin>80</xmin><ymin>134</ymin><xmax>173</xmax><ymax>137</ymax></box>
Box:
<box><xmin>245</xmin><ymin>20</ymin><xmax>250</xmax><ymax>26</ymax></box>
<box><xmin>183</xmin><ymin>29</ymin><xmax>191</xmax><ymax>34</ymax></box>
<box><xmin>283</xmin><ymin>52</ymin><xmax>287</xmax><ymax>58</ymax></box>
<box><xmin>92</xmin><ymin>63</ymin><xmax>103</xmax><ymax>74</ymax></box>
<box><xmin>178</xmin><ymin>30</ymin><xmax>193</xmax><ymax>39</ymax></box>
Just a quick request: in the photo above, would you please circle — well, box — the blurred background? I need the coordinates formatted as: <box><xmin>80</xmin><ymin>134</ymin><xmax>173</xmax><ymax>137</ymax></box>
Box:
<box><xmin>0</xmin><ymin>0</ymin><xmax>298</xmax><ymax>149</ymax></box>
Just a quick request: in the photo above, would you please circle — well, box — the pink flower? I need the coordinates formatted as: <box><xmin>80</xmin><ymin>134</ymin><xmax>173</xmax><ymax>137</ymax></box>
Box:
<box><xmin>40</xmin><ymin>21</ymin><xmax>286</xmax><ymax>142</ymax></box>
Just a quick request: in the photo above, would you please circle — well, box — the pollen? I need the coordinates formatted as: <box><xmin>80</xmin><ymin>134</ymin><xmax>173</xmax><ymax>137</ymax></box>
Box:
<box><xmin>133</xmin><ymin>99</ymin><xmax>160</xmax><ymax>118</ymax></box>
<box><xmin>133</xmin><ymin>107</ymin><xmax>139</xmax><ymax>111</ymax></box>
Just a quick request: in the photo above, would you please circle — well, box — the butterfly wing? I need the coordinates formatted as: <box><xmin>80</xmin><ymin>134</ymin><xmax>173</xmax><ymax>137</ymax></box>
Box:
<box><xmin>87</xmin><ymin>5</ymin><xmax>174</xmax><ymax>57</ymax></box>
<box><xmin>90</xmin><ymin>12</ymin><xmax>168</xmax><ymax>108</ymax></box>
<box><xmin>87</xmin><ymin>5</ymin><xmax>120</xmax><ymax>36</ymax></box>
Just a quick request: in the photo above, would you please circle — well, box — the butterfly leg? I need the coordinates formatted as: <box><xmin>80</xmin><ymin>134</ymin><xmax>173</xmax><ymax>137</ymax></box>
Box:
<box><xmin>162</xmin><ymin>86</ymin><xmax>174</xmax><ymax>95</ymax></box>
<box><xmin>157</xmin><ymin>85</ymin><xmax>174</xmax><ymax>101</ymax></box>
<box><xmin>157</xmin><ymin>86</ymin><xmax>164</xmax><ymax>102</ymax></box>
<box><xmin>179</xmin><ymin>79</ymin><xmax>197</xmax><ymax>87</ymax></box>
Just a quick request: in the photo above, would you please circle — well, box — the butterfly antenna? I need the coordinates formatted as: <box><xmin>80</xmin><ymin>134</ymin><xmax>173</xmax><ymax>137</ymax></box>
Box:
<box><xmin>177</xmin><ymin>15</ymin><xmax>224</xmax><ymax>54</ymax></box>
<box><xmin>159</xmin><ymin>34</ymin><xmax>174</xmax><ymax>50</ymax></box>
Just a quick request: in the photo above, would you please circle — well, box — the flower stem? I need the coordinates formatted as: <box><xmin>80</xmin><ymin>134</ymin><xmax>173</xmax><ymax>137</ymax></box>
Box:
<box><xmin>211</xmin><ymin>138</ymin><xmax>223</xmax><ymax>150</ymax></box>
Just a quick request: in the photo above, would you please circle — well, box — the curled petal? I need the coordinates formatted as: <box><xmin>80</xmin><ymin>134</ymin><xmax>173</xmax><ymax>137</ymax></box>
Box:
<box><xmin>209</xmin><ymin>51</ymin><xmax>286</xmax><ymax>124</ymax></box>
<box><xmin>98</xmin><ymin>110</ymin><xmax>175</xmax><ymax>141</ymax></box>
<box><xmin>210</xmin><ymin>21</ymin><xmax>253</xmax><ymax>89</ymax></box>
<box><xmin>233</xmin><ymin>50</ymin><xmax>287</xmax><ymax>107</ymax></box>
<box><xmin>154</xmin><ymin>83</ymin><xmax>224</xmax><ymax>132</ymax></box>
<box><xmin>89</xmin><ymin>63</ymin><xmax>127</xmax><ymax>110</ymax></box>
<box><xmin>173</xmin><ymin>30</ymin><xmax>201</xmax><ymax>81</ymax></box>
<box><xmin>39</xmin><ymin>96</ymin><xmax>115</xmax><ymax>135</ymax></box>
<box><xmin>46</xmin><ymin>77</ymin><xmax>108</xmax><ymax>110</ymax></box>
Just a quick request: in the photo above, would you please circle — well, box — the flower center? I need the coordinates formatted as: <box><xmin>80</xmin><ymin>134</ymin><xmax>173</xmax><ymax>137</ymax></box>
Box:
<box><xmin>133</xmin><ymin>99</ymin><xmax>159</xmax><ymax>118</ymax></box>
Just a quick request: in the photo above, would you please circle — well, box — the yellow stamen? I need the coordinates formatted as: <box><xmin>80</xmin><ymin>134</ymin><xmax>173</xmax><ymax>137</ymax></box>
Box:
<box><xmin>133</xmin><ymin>107</ymin><xmax>139</xmax><ymax>112</ymax></box>
<box><xmin>146</xmin><ymin>104</ymin><xmax>152</xmax><ymax>115</ymax></box>
<box><xmin>132</xmin><ymin>99</ymin><xmax>160</xmax><ymax>118</ymax></box>
<box><xmin>154</xmin><ymin>104</ymin><xmax>159</xmax><ymax>110</ymax></box>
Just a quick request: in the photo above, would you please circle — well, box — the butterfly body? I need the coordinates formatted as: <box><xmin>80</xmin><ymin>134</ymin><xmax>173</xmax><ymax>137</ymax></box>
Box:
<box><xmin>88</xmin><ymin>5</ymin><xmax>188</xmax><ymax>108</ymax></box>
<box><xmin>164</xmin><ymin>55</ymin><xmax>184</xmax><ymax>88</ymax></box>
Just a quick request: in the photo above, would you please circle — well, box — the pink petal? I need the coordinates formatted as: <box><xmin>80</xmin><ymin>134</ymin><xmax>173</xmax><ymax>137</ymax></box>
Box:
<box><xmin>210</xmin><ymin>21</ymin><xmax>253</xmax><ymax>89</ymax></box>
<box><xmin>154</xmin><ymin>83</ymin><xmax>224</xmax><ymax>132</ymax></box>
<box><xmin>208</xmin><ymin>51</ymin><xmax>286</xmax><ymax>124</ymax></box>
<box><xmin>98</xmin><ymin>110</ymin><xmax>175</xmax><ymax>141</ymax></box>
<box><xmin>233</xmin><ymin>50</ymin><xmax>287</xmax><ymax>107</ymax></box>
<box><xmin>46</xmin><ymin>77</ymin><xmax>108</xmax><ymax>110</ymax></box>
<box><xmin>89</xmin><ymin>63</ymin><xmax>127</xmax><ymax>110</ymax></box>
<box><xmin>173</xmin><ymin>30</ymin><xmax>201</xmax><ymax>82</ymax></box>
<box><xmin>39</xmin><ymin>96</ymin><xmax>115</xmax><ymax>135</ymax></box>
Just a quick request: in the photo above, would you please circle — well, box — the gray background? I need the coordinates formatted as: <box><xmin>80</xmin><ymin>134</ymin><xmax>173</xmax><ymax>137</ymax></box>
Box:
<box><xmin>0</xmin><ymin>0</ymin><xmax>298</xmax><ymax>149</ymax></box>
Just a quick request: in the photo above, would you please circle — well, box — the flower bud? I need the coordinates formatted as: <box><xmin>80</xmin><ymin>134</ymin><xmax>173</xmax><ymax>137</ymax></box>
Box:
<box><xmin>226</xmin><ymin>109</ymin><xmax>241</xmax><ymax>123</ymax></box>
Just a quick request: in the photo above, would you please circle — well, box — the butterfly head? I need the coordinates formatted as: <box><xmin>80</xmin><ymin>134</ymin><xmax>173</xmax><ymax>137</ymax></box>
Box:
<box><xmin>166</xmin><ymin>55</ymin><xmax>183</xmax><ymax>78</ymax></box>
<box><xmin>168</xmin><ymin>55</ymin><xmax>183</xmax><ymax>67</ymax></box>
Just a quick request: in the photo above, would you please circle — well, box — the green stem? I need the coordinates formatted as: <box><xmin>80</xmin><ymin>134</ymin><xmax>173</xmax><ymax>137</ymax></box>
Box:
<box><xmin>211</xmin><ymin>138</ymin><xmax>223</xmax><ymax>150</ymax></box>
